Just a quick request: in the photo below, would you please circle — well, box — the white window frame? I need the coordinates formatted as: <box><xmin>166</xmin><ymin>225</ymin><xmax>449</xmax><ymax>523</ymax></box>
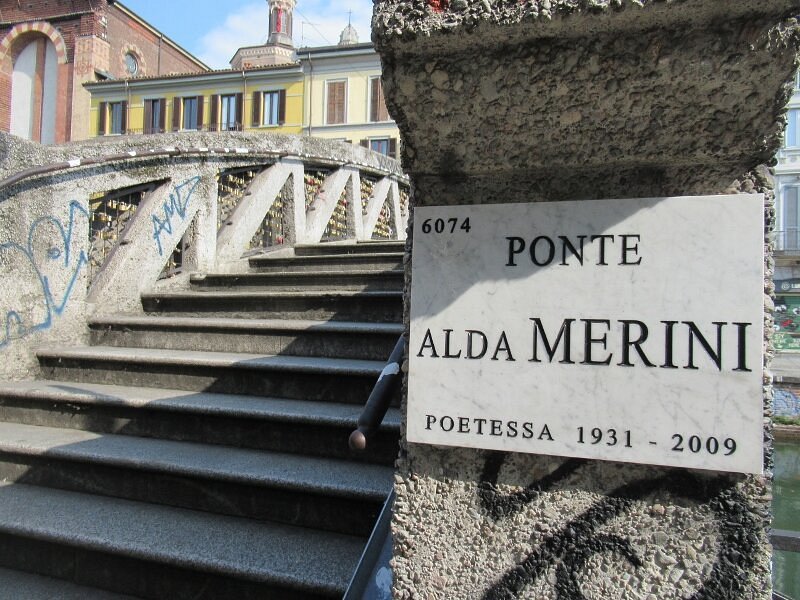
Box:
<box><xmin>108</xmin><ymin>101</ymin><xmax>124</xmax><ymax>135</ymax></box>
<box><xmin>787</xmin><ymin>108</ymin><xmax>800</xmax><ymax>148</ymax></box>
<box><xmin>262</xmin><ymin>90</ymin><xmax>281</xmax><ymax>127</ymax></box>
<box><xmin>220</xmin><ymin>94</ymin><xmax>238</xmax><ymax>131</ymax></box>
<box><xmin>182</xmin><ymin>96</ymin><xmax>199</xmax><ymax>131</ymax></box>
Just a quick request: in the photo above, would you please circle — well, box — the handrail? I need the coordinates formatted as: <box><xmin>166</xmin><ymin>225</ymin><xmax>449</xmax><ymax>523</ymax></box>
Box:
<box><xmin>343</xmin><ymin>489</ymin><xmax>395</xmax><ymax>599</ymax></box>
<box><xmin>349</xmin><ymin>334</ymin><xmax>406</xmax><ymax>451</ymax></box>
<box><xmin>0</xmin><ymin>144</ymin><xmax>409</xmax><ymax>191</ymax></box>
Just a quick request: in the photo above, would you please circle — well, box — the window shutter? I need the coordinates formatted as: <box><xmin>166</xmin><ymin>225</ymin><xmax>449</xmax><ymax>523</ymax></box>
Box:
<box><xmin>370</xmin><ymin>79</ymin><xmax>379</xmax><ymax>122</ymax></box>
<box><xmin>144</xmin><ymin>101</ymin><xmax>153</xmax><ymax>134</ymax></box>
<box><xmin>98</xmin><ymin>102</ymin><xmax>106</xmax><ymax>136</ymax></box>
<box><xmin>120</xmin><ymin>101</ymin><xmax>128</xmax><ymax>134</ymax></box>
<box><xmin>252</xmin><ymin>91</ymin><xmax>261</xmax><ymax>126</ymax></box>
<box><xmin>210</xmin><ymin>95</ymin><xmax>219</xmax><ymax>131</ymax></box>
<box><xmin>360</xmin><ymin>139</ymin><xmax>369</xmax><ymax>148</ymax></box>
<box><xmin>196</xmin><ymin>96</ymin><xmax>205</xmax><ymax>130</ymax></box>
<box><xmin>158</xmin><ymin>98</ymin><xmax>166</xmax><ymax>133</ymax></box>
<box><xmin>327</xmin><ymin>82</ymin><xmax>345</xmax><ymax>124</ymax></box>
<box><xmin>389</xmin><ymin>138</ymin><xmax>398</xmax><ymax>159</ymax></box>
<box><xmin>278</xmin><ymin>89</ymin><xmax>286</xmax><ymax>125</ymax></box>
<box><xmin>172</xmin><ymin>97</ymin><xmax>181</xmax><ymax>131</ymax></box>
<box><xmin>235</xmin><ymin>93</ymin><xmax>243</xmax><ymax>130</ymax></box>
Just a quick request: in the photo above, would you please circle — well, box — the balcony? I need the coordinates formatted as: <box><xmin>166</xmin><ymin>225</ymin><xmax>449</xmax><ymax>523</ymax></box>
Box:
<box><xmin>775</xmin><ymin>230</ymin><xmax>800</xmax><ymax>255</ymax></box>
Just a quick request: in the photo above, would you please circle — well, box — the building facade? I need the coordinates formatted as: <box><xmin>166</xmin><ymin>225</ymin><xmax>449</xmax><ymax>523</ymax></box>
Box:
<box><xmin>0</xmin><ymin>0</ymin><xmax>208</xmax><ymax>143</ymax></box>
<box><xmin>85</xmin><ymin>0</ymin><xmax>401</xmax><ymax>158</ymax></box>
<box><xmin>773</xmin><ymin>71</ymin><xmax>800</xmax><ymax>350</ymax></box>
<box><xmin>87</xmin><ymin>64</ymin><xmax>304</xmax><ymax>137</ymax></box>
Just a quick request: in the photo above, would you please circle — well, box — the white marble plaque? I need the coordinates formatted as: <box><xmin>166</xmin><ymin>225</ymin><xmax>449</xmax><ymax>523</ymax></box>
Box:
<box><xmin>408</xmin><ymin>195</ymin><xmax>764</xmax><ymax>474</ymax></box>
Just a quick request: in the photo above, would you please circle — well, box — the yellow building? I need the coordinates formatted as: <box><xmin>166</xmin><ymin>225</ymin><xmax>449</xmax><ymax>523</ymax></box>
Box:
<box><xmin>300</xmin><ymin>41</ymin><xmax>399</xmax><ymax>158</ymax></box>
<box><xmin>87</xmin><ymin>64</ymin><xmax>304</xmax><ymax>137</ymax></box>
<box><xmin>85</xmin><ymin>0</ymin><xmax>401</xmax><ymax>158</ymax></box>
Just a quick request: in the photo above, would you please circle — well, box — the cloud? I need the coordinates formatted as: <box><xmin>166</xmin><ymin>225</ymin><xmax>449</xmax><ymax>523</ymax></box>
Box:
<box><xmin>197</xmin><ymin>3</ymin><xmax>270</xmax><ymax>69</ymax></box>
<box><xmin>196</xmin><ymin>1</ymin><xmax>375</xmax><ymax>69</ymax></box>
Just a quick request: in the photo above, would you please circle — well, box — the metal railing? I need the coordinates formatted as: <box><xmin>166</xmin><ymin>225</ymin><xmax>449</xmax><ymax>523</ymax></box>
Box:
<box><xmin>774</xmin><ymin>229</ymin><xmax>800</xmax><ymax>253</ymax></box>
<box><xmin>349</xmin><ymin>335</ymin><xmax>405</xmax><ymax>452</ymax></box>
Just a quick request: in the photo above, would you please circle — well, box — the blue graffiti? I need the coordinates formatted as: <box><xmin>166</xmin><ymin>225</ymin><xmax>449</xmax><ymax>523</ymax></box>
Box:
<box><xmin>152</xmin><ymin>176</ymin><xmax>201</xmax><ymax>255</ymax></box>
<box><xmin>774</xmin><ymin>388</ymin><xmax>800</xmax><ymax>418</ymax></box>
<box><xmin>0</xmin><ymin>200</ymin><xmax>89</xmax><ymax>349</ymax></box>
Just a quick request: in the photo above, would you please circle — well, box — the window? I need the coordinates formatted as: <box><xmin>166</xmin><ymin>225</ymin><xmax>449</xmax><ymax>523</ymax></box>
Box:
<box><xmin>263</xmin><ymin>91</ymin><xmax>280</xmax><ymax>125</ymax></box>
<box><xmin>252</xmin><ymin>90</ymin><xmax>286</xmax><ymax>126</ymax></box>
<box><xmin>124</xmin><ymin>52</ymin><xmax>139</xmax><ymax>77</ymax></box>
<box><xmin>369</xmin><ymin>77</ymin><xmax>389</xmax><ymax>122</ymax></box>
<box><xmin>326</xmin><ymin>80</ymin><xmax>346</xmax><ymax>125</ymax></box>
<box><xmin>144</xmin><ymin>98</ymin><xmax>165</xmax><ymax>134</ymax></box>
<box><xmin>98</xmin><ymin>101</ymin><xmax>127</xmax><ymax>136</ymax></box>
<box><xmin>171</xmin><ymin>96</ymin><xmax>204</xmax><ymax>131</ymax></box>
<box><xmin>781</xmin><ymin>185</ymin><xmax>800</xmax><ymax>250</ymax></box>
<box><xmin>361</xmin><ymin>137</ymin><xmax>398</xmax><ymax>158</ymax></box>
<box><xmin>370</xmin><ymin>138</ymin><xmax>390</xmax><ymax>155</ymax></box>
<box><xmin>110</xmin><ymin>102</ymin><xmax>124</xmax><ymax>134</ymax></box>
<box><xmin>786</xmin><ymin>108</ymin><xmax>800</xmax><ymax>147</ymax></box>
<box><xmin>183</xmin><ymin>97</ymin><xmax>198</xmax><ymax>130</ymax></box>
<box><xmin>220</xmin><ymin>94</ymin><xmax>239</xmax><ymax>131</ymax></box>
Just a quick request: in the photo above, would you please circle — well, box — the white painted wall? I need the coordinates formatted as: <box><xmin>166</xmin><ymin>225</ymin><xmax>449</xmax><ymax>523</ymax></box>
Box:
<box><xmin>10</xmin><ymin>38</ymin><xmax>58</xmax><ymax>143</ymax></box>
<box><xmin>10</xmin><ymin>41</ymin><xmax>36</xmax><ymax>140</ymax></box>
<box><xmin>40</xmin><ymin>41</ymin><xmax>58</xmax><ymax>144</ymax></box>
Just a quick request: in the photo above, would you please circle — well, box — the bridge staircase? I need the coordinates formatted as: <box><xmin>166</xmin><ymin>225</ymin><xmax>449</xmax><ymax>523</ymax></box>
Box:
<box><xmin>0</xmin><ymin>241</ymin><xmax>404</xmax><ymax>599</ymax></box>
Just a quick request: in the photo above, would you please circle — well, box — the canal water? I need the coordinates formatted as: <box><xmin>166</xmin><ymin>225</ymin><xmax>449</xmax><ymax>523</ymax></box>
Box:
<box><xmin>774</xmin><ymin>439</ymin><xmax>800</xmax><ymax>599</ymax></box>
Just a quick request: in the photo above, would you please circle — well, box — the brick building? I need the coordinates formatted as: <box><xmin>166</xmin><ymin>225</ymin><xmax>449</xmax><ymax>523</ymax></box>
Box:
<box><xmin>0</xmin><ymin>0</ymin><xmax>208</xmax><ymax>143</ymax></box>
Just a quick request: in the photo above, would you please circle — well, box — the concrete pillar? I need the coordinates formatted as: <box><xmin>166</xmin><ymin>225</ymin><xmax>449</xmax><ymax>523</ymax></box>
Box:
<box><xmin>373</xmin><ymin>1</ymin><xmax>800</xmax><ymax>598</ymax></box>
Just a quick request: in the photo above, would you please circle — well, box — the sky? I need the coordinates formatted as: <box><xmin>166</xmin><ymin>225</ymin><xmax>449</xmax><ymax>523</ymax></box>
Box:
<box><xmin>121</xmin><ymin>0</ymin><xmax>375</xmax><ymax>69</ymax></box>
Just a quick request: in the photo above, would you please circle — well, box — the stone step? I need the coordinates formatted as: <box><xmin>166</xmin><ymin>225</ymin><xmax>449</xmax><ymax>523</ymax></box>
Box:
<box><xmin>0</xmin><ymin>381</ymin><xmax>400</xmax><ymax>465</ymax></box>
<box><xmin>0</xmin><ymin>422</ymin><xmax>391</xmax><ymax>536</ymax></box>
<box><xmin>0</xmin><ymin>567</ymin><xmax>138</xmax><ymax>599</ymax></box>
<box><xmin>89</xmin><ymin>315</ymin><xmax>403</xmax><ymax>360</ymax></box>
<box><xmin>140</xmin><ymin>290</ymin><xmax>403</xmax><ymax>322</ymax></box>
<box><xmin>294</xmin><ymin>241</ymin><xmax>405</xmax><ymax>256</ymax></box>
<box><xmin>0</xmin><ymin>482</ymin><xmax>363</xmax><ymax>598</ymax></box>
<box><xmin>189</xmin><ymin>270</ymin><xmax>404</xmax><ymax>292</ymax></box>
<box><xmin>249</xmin><ymin>252</ymin><xmax>404</xmax><ymax>273</ymax></box>
<box><xmin>37</xmin><ymin>347</ymin><xmax>386</xmax><ymax>403</ymax></box>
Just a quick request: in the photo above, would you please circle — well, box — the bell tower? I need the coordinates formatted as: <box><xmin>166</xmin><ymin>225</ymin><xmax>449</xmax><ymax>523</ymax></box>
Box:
<box><xmin>267</xmin><ymin>0</ymin><xmax>295</xmax><ymax>48</ymax></box>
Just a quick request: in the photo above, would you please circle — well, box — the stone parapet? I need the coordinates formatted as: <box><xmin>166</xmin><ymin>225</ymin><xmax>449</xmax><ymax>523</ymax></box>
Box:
<box><xmin>373</xmin><ymin>1</ymin><xmax>800</xmax><ymax>598</ymax></box>
<box><xmin>375</xmin><ymin>0</ymin><xmax>800</xmax><ymax>202</ymax></box>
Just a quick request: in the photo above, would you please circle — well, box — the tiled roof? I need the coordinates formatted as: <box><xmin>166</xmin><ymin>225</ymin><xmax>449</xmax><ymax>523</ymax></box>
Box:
<box><xmin>85</xmin><ymin>62</ymin><xmax>302</xmax><ymax>87</ymax></box>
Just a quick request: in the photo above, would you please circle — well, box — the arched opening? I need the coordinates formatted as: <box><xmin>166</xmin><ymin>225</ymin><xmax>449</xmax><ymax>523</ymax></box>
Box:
<box><xmin>10</xmin><ymin>35</ymin><xmax>58</xmax><ymax>143</ymax></box>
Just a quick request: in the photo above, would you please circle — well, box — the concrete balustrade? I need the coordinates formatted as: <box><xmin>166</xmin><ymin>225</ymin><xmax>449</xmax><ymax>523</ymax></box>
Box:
<box><xmin>0</xmin><ymin>131</ymin><xmax>408</xmax><ymax>380</ymax></box>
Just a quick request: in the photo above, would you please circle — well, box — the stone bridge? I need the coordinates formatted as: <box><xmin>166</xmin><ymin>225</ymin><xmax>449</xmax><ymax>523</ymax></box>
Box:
<box><xmin>0</xmin><ymin>131</ymin><xmax>408</xmax><ymax>381</ymax></box>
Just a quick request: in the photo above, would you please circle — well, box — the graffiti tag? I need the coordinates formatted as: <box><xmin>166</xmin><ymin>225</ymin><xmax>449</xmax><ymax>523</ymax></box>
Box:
<box><xmin>478</xmin><ymin>453</ymin><xmax>759</xmax><ymax>599</ymax></box>
<box><xmin>152</xmin><ymin>176</ymin><xmax>201</xmax><ymax>256</ymax></box>
<box><xmin>0</xmin><ymin>201</ymin><xmax>89</xmax><ymax>348</ymax></box>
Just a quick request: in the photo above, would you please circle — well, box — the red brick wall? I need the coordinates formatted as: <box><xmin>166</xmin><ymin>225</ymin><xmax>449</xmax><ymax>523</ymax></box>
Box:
<box><xmin>0</xmin><ymin>0</ymin><xmax>204</xmax><ymax>141</ymax></box>
<box><xmin>0</xmin><ymin>0</ymin><xmax>97</xmax><ymax>24</ymax></box>
<box><xmin>105</xmin><ymin>6</ymin><xmax>206</xmax><ymax>78</ymax></box>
